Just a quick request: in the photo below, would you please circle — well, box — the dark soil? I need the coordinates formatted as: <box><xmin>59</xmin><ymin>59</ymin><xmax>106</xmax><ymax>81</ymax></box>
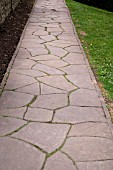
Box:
<box><xmin>0</xmin><ymin>0</ymin><xmax>35</xmax><ymax>83</ymax></box>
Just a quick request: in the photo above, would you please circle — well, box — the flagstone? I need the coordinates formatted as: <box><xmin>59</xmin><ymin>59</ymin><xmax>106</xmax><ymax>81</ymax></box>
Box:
<box><xmin>12</xmin><ymin>122</ymin><xmax>70</xmax><ymax>153</ymax></box>
<box><xmin>53</xmin><ymin>106</ymin><xmax>106</xmax><ymax>123</ymax></box>
<box><xmin>0</xmin><ymin>107</ymin><xmax>26</xmax><ymax>119</ymax></box>
<box><xmin>31</xmin><ymin>54</ymin><xmax>59</xmax><ymax>61</ymax></box>
<box><xmin>0</xmin><ymin>91</ymin><xmax>33</xmax><ymax>109</ymax></box>
<box><xmin>46</xmin><ymin>44</ymin><xmax>68</xmax><ymax>57</ymax></box>
<box><xmin>68</xmin><ymin>122</ymin><xmax>112</xmax><ymax>138</ymax></box>
<box><xmin>25</xmin><ymin>108</ymin><xmax>53</xmax><ymax>122</ymax></box>
<box><xmin>13</xmin><ymin>59</ymin><xmax>36</xmax><ymax>69</ymax></box>
<box><xmin>5</xmin><ymin>73</ymin><xmax>36</xmax><ymax>90</ymax></box>
<box><xmin>38</xmin><ymin>75</ymin><xmax>77</xmax><ymax>91</ymax></box>
<box><xmin>44</xmin><ymin>152</ymin><xmax>77</xmax><ymax>170</ymax></box>
<box><xmin>31</xmin><ymin>94</ymin><xmax>68</xmax><ymax>110</ymax></box>
<box><xmin>27</xmin><ymin>48</ymin><xmax>48</xmax><ymax>56</ymax></box>
<box><xmin>62</xmin><ymin>137</ymin><xmax>113</xmax><ymax>161</ymax></box>
<box><xmin>70</xmin><ymin>89</ymin><xmax>101</xmax><ymax>107</ymax></box>
<box><xmin>41</xmin><ymin>83</ymin><xmax>67</xmax><ymax>94</ymax></box>
<box><xmin>11</xmin><ymin>68</ymin><xmax>46</xmax><ymax>77</ymax></box>
<box><xmin>65</xmin><ymin>45</ymin><xmax>82</xmax><ymax>53</ymax></box>
<box><xmin>0</xmin><ymin>116</ymin><xmax>26</xmax><ymax>136</ymax></box>
<box><xmin>0</xmin><ymin>137</ymin><xmax>45</xmax><ymax>170</ymax></box>
<box><xmin>63</xmin><ymin>53</ymin><xmax>85</xmax><ymax>64</ymax></box>
<box><xmin>39</xmin><ymin>60</ymin><xmax>68</xmax><ymax>68</ymax></box>
<box><xmin>16</xmin><ymin>83</ymin><xmax>40</xmax><ymax>95</ymax></box>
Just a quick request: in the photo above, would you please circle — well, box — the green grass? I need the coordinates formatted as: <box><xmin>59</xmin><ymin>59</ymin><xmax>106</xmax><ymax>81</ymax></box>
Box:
<box><xmin>66</xmin><ymin>0</ymin><xmax>113</xmax><ymax>100</ymax></box>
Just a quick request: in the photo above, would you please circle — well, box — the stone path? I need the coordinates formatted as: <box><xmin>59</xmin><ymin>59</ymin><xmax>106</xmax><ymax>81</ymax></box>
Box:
<box><xmin>0</xmin><ymin>0</ymin><xmax>113</xmax><ymax>169</ymax></box>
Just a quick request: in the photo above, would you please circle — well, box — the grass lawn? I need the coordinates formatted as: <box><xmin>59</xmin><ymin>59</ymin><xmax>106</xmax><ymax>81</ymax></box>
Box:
<box><xmin>66</xmin><ymin>0</ymin><xmax>113</xmax><ymax>119</ymax></box>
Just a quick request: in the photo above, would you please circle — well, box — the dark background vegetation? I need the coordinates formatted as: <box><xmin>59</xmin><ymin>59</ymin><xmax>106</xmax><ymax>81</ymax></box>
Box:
<box><xmin>74</xmin><ymin>0</ymin><xmax>113</xmax><ymax>11</ymax></box>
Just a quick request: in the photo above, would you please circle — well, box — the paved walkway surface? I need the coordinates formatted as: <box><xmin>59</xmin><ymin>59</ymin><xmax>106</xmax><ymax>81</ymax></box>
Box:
<box><xmin>0</xmin><ymin>0</ymin><xmax>113</xmax><ymax>169</ymax></box>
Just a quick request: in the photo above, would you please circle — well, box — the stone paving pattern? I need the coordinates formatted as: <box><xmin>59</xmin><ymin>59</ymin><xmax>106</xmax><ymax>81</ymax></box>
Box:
<box><xmin>0</xmin><ymin>0</ymin><xmax>113</xmax><ymax>169</ymax></box>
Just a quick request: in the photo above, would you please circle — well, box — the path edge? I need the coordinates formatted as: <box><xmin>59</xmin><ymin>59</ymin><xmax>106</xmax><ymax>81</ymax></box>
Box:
<box><xmin>64</xmin><ymin>0</ymin><xmax>113</xmax><ymax>135</ymax></box>
<box><xmin>0</xmin><ymin>0</ymin><xmax>36</xmax><ymax>96</ymax></box>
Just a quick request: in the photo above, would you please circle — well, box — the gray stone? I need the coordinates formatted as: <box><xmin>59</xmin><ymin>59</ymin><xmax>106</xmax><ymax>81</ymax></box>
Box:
<box><xmin>62</xmin><ymin>137</ymin><xmax>113</xmax><ymax>161</ymax></box>
<box><xmin>68</xmin><ymin>122</ymin><xmax>112</xmax><ymax>138</ymax></box>
<box><xmin>39</xmin><ymin>60</ymin><xmax>68</xmax><ymax>68</ymax></box>
<box><xmin>33</xmin><ymin>30</ymin><xmax>48</xmax><ymax>36</ymax></box>
<box><xmin>12</xmin><ymin>122</ymin><xmax>70</xmax><ymax>153</ymax></box>
<box><xmin>16</xmin><ymin>83</ymin><xmax>40</xmax><ymax>95</ymax></box>
<box><xmin>25</xmin><ymin>108</ymin><xmax>53</xmax><ymax>122</ymax></box>
<box><xmin>65</xmin><ymin>46</ymin><xmax>82</xmax><ymax>53</ymax></box>
<box><xmin>70</xmin><ymin>89</ymin><xmax>101</xmax><ymax>106</ymax></box>
<box><xmin>13</xmin><ymin>58</ymin><xmax>36</xmax><ymax>69</ymax></box>
<box><xmin>0</xmin><ymin>107</ymin><xmax>26</xmax><ymax>118</ymax></box>
<box><xmin>5</xmin><ymin>73</ymin><xmax>36</xmax><ymax>90</ymax></box>
<box><xmin>40</xmin><ymin>35</ymin><xmax>56</xmax><ymax>41</ymax></box>
<box><xmin>31</xmin><ymin>54</ymin><xmax>59</xmax><ymax>61</ymax></box>
<box><xmin>11</xmin><ymin>68</ymin><xmax>46</xmax><ymax>77</ymax></box>
<box><xmin>66</xmin><ymin>74</ymin><xmax>95</xmax><ymax>89</ymax></box>
<box><xmin>46</xmin><ymin>44</ymin><xmax>68</xmax><ymax>57</ymax></box>
<box><xmin>41</xmin><ymin>83</ymin><xmax>67</xmax><ymax>94</ymax></box>
<box><xmin>63</xmin><ymin>53</ymin><xmax>86</xmax><ymax>64</ymax></box>
<box><xmin>31</xmin><ymin>94</ymin><xmax>68</xmax><ymax>109</ymax></box>
<box><xmin>76</xmin><ymin>161</ymin><xmax>113</xmax><ymax>170</ymax></box>
<box><xmin>53</xmin><ymin>106</ymin><xmax>106</xmax><ymax>123</ymax></box>
<box><xmin>0</xmin><ymin>91</ymin><xmax>33</xmax><ymax>109</ymax></box>
<box><xmin>0</xmin><ymin>137</ymin><xmax>45</xmax><ymax>170</ymax></box>
<box><xmin>44</xmin><ymin>152</ymin><xmax>77</xmax><ymax>170</ymax></box>
<box><xmin>33</xmin><ymin>63</ymin><xmax>64</xmax><ymax>75</ymax></box>
<box><xmin>0</xmin><ymin>116</ymin><xmax>26</xmax><ymax>136</ymax></box>
<box><xmin>38</xmin><ymin>75</ymin><xmax>77</xmax><ymax>92</ymax></box>
<box><xmin>60</xmin><ymin>65</ymin><xmax>89</xmax><ymax>75</ymax></box>
<box><xmin>16</xmin><ymin>48</ymin><xmax>32</xmax><ymax>59</ymax></box>
<box><xmin>27</xmin><ymin>48</ymin><xmax>48</xmax><ymax>56</ymax></box>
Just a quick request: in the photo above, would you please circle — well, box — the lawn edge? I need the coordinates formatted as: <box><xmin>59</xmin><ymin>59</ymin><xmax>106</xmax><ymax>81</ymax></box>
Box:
<box><xmin>0</xmin><ymin>0</ymin><xmax>36</xmax><ymax>96</ymax></box>
<box><xmin>64</xmin><ymin>0</ymin><xmax>113</xmax><ymax>134</ymax></box>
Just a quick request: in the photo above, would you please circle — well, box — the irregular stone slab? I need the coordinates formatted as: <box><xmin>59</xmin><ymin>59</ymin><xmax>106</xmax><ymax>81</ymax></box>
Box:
<box><xmin>70</xmin><ymin>89</ymin><xmax>101</xmax><ymax>107</ymax></box>
<box><xmin>76</xmin><ymin>160</ymin><xmax>113</xmax><ymax>170</ymax></box>
<box><xmin>58</xmin><ymin>34</ymin><xmax>78</xmax><ymax>44</ymax></box>
<box><xmin>39</xmin><ymin>60</ymin><xmax>68</xmax><ymax>68</ymax></box>
<box><xmin>62</xmin><ymin>137</ymin><xmax>113</xmax><ymax>161</ymax></box>
<box><xmin>68</xmin><ymin>122</ymin><xmax>112</xmax><ymax>138</ymax></box>
<box><xmin>31</xmin><ymin>54</ymin><xmax>59</xmax><ymax>61</ymax></box>
<box><xmin>40</xmin><ymin>35</ymin><xmax>56</xmax><ymax>42</ymax></box>
<box><xmin>31</xmin><ymin>94</ymin><xmax>68</xmax><ymax>110</ymax></box>
<box><xmin>25</xmin><ymin>108</ymin><xmax>53</xmax><ymax>122</ymax></box>
<box><xmin>33</xmin><ymin>30</ymin><xmax>48</xmax><ymax>36</ymax></box>
<box><xmin>0</xmin><ymin>137</ymin><xmax>45</xmax><ymax>170</ymax></box>
<box><xmin>38</xmin><ymin>75</ymin><xmax>77</xmax><ymax>91</ymax></box>
<box><xmin>16</xmin><ymin>48</ymin><xmax>32</xmax><ymax>59</ymax></box>
<box><xmin>60</xmin><ymin>65</ymin><xmax>89</xmax><ymax>75</ymax></box>
<box><xmin>0</xmin><ymin>107</ymin><xmax>26</xmax><ymax>118</ymax></box>
<box><xmin>44</xmin><ymin>152</ymin><xmax>77</xmax><ymax>170</ymax></box>
<box><xmin>46</xmin><ymin>44</ymin><xmax>68</xmax><ymax>57</ymax></box>
<box><xmin>11</xmin><ymin>68</ymin><xmax>46</xmax><ymax>77</ymax></box>
<box><xmin>46</xmin><ymin>40</ymin><xmax>76</xmax><ymax>48</ymax></box>
<box><xmin>21</xmin><ymin>42</ymin><xmax>44</xmax><ymax>48</ymax></box>
<box><xmin>23</xmin><ymin>36</ymin><xmax>45</xmax><ymax>43</ymax></box>
<box><xmin>41</xmin><ymin>83</ymin><xmax>67</xmax><ymax>94</ymax></box>
<box><xmin>63</xmin><ymin>53</ymin><xmax>85</xmax><ymax>64</ymax></box>
<box><xmin>0</xmin><ymin>91</ymin><xmax>33</xmax><ymax>109</ymax></box>
<box><xmin>66</xmin><ymin>74</ymin><xmax>95</xmax><ymax>90</ymax></box>
<box><xmin>16</xmin><ymin>83</ymin><xmax>40</xmax><ymax>95</ymax></box>
<box><xmin>27</xmin><ymin>48</ymin><xmax>48</xmax><ymax>56</ymax></box>
<box><xmin>13</xmin><ymin>58</ymin><xmax>36</xmax><ymax>69</ymax></box>
<box><xmin>12</xmin><ymin>122</ymin><xmax>70</xmax><ymax>153</ymax></box>
<box><xmin>5</xmin><ymin>73</ymin><xmax>36</xmax><ymax>90</ymax></box>
<box><xmin>53</xmin><ymin>106</ymin><xmax>106</xmax><ymax>123</ymax></box>
<box><xmin>65</xmin><ymin>45</ymin><xmax>82</xmax><ymax>53</ymax></box>
<box><xmin>33</xmin><ymin>63</ymin><xmax>64</xmax><ymax>75</ymax></box>
<box><xmin>47</xmin><ymin>27</ymin><xmax>63</xmax><ymax>32</ymax></box>
<box><xmin>0</xmin><ymin>116</ymin><xmax>26</xmax><ymax>136</ymax></box>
